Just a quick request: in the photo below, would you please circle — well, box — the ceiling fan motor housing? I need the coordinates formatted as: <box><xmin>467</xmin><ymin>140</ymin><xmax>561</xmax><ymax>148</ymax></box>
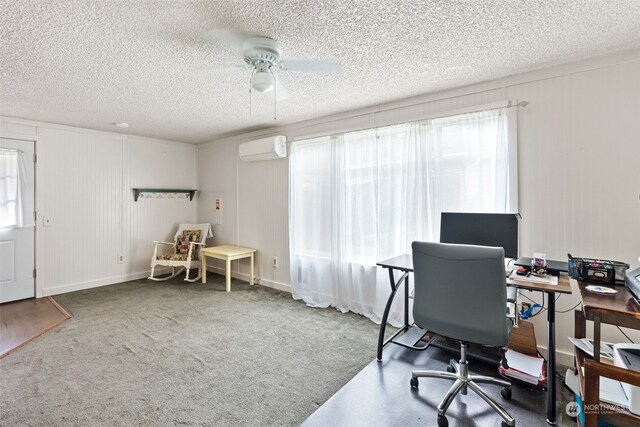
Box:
<box><xmin>243</xmin><ymin>37</ymin><xmax>281</xmax><ymax>68</ymax></box>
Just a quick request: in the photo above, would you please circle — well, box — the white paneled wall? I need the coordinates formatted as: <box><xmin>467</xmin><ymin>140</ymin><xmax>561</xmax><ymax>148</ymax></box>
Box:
<box><xmin>22</xmin><ymin>124</ymin><xmax>197</xmax><ymax>296</ymax></box>
<box><xmin>506</xmin><ymin>60</ymin><xmax>640</xmax><ymax>361</ymax></box>
<box><xmin>121</xmin><ymin>135</ymin><xmax>198</xmax><ymax>274</ymax></box>
<box><xmin>197</xmin><ymin>53</ymin><xmax>640</xmax><ymax>362</ymax></box>
<box><xmin>197</xmin><ymin>140</ymin><xmax>290</xmax><ymax>290</ymax></box>
<box><xmin>197</xmin><ymin>140</ymin><xmax>239</xmax><ymax>248</ymax></box>
<box><xmin>38</xmin><ymin>128</ymin><xmax>123</xmax><ymax>294</ymax></box>
<box><xmin>237</xmin><ymin>156</ymin><xmax>289</xmax><ymax>289</ymax></box>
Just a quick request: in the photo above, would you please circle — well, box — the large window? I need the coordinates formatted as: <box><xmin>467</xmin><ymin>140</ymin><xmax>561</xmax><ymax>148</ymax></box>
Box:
<box><xmin>289</xmin><ymin>107</ymin><xmax>517</xmax><ymax>324</ymax></box>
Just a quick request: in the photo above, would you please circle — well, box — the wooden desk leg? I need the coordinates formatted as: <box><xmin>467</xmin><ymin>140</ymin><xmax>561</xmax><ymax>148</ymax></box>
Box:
<box><xmin>225</xmin><ymin>258</ymin><xmax>231</xmax><ymax>292</ymax></box>
<box><xmin>250</xmin><ymin>253</ymin><xmax>254</xmax><ymax>286</ymax></box>
<box><xmin>202</xmin><ymin>256</ymin><xmax>207</xmax><ymax>284</ymax></box>
<box><xmin>574</xmin><ymin>309</ymin><xmax>586</xmax><ymax>339</ymax></box>
<box><xmin>593</xmin><ymin>314</ymin><xmax>601</xmax><ymax>362</ymax></box>
<box><xmin>584</xmin><ymin>363</ymin><xmax>599</xmax><ymax>427</ymax></box>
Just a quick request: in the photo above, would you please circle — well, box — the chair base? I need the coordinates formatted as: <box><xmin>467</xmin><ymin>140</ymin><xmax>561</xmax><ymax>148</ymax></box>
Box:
<box><xmin>411</xmin><ymin>343</ymin><xmax>515</xmax><ymax>427</ymax></box>
<box><xmin>148</xmin><ymin>266</ymin><xmax>202</xmax><ymax>282</ymax></box>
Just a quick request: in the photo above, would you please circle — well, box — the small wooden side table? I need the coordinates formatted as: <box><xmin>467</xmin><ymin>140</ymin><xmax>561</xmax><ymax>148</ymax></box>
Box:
<box><xmin>201</xmin><ymin>245</ymin><xmax>256</xmax><ymax>292</ymax></box>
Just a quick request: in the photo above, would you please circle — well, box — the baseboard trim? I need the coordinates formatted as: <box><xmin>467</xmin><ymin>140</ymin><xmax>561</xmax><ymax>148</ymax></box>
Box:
<box><xmin>41</xmin><ymin>269</ymin><xmax>167</xmax><ymax>296</ymax></box>
<box><xmin>535</xmin><ymin>344</ymin><xmax>574</xmax><ymax>368</ymax></box>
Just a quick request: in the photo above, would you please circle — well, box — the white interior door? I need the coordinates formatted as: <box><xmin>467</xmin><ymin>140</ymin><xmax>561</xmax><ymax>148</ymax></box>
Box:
<box><xmin>0</xmin><ymin>138</ymin><xmax>35</xmax><ymax>303</ymax></box>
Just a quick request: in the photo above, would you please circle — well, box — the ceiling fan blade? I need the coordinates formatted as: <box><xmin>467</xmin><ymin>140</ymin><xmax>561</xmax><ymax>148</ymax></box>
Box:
<box><xmin>204</xmin><ymin>27</ymin><xmax>251</xmax><ymax>52</ymax></box>
<box><xmin>196</xmin><ymin>64</ymin><xmax>248</xmax><ymax>77</ymax></box>
<box><xmin>274</xmin><ymin>74</ymin><xmax>289</xmax><ymax>101</ymax></box>
<box><xmin>216</xmin><ymin>64</ymin><xmax>249</xmax><ymax>73</ymax></box>
<box><xmin>279</xmin><ymin>60</ymin><xmax>339</xmax><ymax>73</ymax></box>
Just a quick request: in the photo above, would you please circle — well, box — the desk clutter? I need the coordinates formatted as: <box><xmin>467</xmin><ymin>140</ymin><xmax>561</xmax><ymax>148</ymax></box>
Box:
<box><xmin>584</xmin><ymin>285</ymin><xmax>618</xmax><ymax>295</ymax></box>
<box><xmin>376</xmin><ymin>222</ymin><xmax>637</xmax><ymax>426</ymax></box>
<box><xmin>568</xmin><ymin>253</ymin><xmax>629</xmax><ymax>286</ymax></box>
<box><xmin>499</xmin><ymin>349</ymin><xmax>546</xmax><ymax>387</ymax></box>
<box><xmin>572</xmin><ymin>281</ymin><xmax>640</xmax><ymax>426</ymax></box>
<box><xmin>508</xmin><ymin>269</ymin><xmax>558</xmax><ymax>285</ymax></box>
<box><xmin>502</xmin><ymin>320</ymin><xmax>547</xmax><ymax>387</ymax></box>
<box><xmin>565</xmin><ymin>343</ymin><xmax>640</xmax><ymax>416</ymax></box>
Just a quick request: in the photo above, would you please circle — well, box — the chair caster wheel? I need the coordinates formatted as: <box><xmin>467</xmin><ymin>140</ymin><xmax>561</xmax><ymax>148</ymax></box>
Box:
<box><xmin>410</xmin><ymin>377</ymin><xmax>419</xmax><ymax>389</ymax></box>
<box><xmin>501</xmin><ymin>387</ymin><xmax>512</xmax><ymax>400</ymax></box>
<box><xmin>437</xmin><ymin>415</ymin><xmax>448</xmax><ymax>427</ymax></box>
<box><xmin>501</xmin><ymin>421</ymin><xmax>515</xmax><ymax>427</ymax></box>
<box><xmin>446</xmin><ymin>364</ymin><xmax>455</xmax><ymax>373</ymax></box>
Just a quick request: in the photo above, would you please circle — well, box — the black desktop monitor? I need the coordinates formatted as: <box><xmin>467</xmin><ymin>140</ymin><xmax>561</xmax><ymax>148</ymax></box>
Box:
<box><xmin>440</xmin><ymin>212</ymin><xmax>519</xmax><ymax>259</ymax></box>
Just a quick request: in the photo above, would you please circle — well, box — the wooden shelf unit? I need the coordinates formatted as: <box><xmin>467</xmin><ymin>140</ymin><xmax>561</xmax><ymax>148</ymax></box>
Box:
<box><xmin>573</xmin><ymin>281</ymin><xmax>640</xmax><ymax>427</ymax></box>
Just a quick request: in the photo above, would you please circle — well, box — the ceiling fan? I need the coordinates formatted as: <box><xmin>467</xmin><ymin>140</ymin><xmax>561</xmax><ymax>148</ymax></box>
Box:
<box><xmin>205</xmin><ymin>28</ymin><xmax>338</xmax><ymax>103</ymax></box>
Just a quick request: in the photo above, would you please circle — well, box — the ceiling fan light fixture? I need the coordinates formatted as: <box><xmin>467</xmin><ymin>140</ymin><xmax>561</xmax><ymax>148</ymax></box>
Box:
<box><xmin>250</xmin><ymin>71</ymin><xmax>274</xmax><ymax>93</ymax></box>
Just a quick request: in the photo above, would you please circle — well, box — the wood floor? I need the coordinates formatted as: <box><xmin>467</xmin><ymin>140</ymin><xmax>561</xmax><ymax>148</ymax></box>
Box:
<box><xmin>0</xmin><ymin>297</ymin><xmax>70</xmax><ymax>358</ymax></box>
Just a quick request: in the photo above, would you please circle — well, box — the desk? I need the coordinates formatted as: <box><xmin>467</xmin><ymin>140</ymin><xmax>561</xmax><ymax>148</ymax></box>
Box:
<box><xmin>201</xmin><ymin>245</ymin><xmax>256</xmax><ymax>292</ymax></box>
<box><xmin>576</xmin><ymin>281</ymin><xmax>640</xmax><ymax>361</ymax></box>
<box><xmin>376</xmin><ymin>254</ymin><xmax>571</xmax><ymax>425</ymax></box>
<box><xmin>509</xmin><ymin>273</ymin><xmax>571</xmax><ymax>426</ymax></box>
<box><xmin>376</xmin><ymin>255</ymin><xmax>414</xmax><ymax>361</ymax></box>
<box><xmin>574</xmin><ymin>281</ymin><xmax>640</xmax><ymax>427</ymax></box>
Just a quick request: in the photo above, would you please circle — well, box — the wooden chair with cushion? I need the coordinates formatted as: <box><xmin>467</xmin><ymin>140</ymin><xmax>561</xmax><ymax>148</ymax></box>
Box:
<box><xmin>149</xmin><ymin>223</ymin><xmax>213</xmax><ymax>282</ymax></box>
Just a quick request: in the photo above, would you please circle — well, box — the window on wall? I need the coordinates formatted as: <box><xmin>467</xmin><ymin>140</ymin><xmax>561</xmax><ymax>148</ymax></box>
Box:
<box><xmin>0</xmin><ymin>151</ymin><xmax>23</xmax><ymax>228</ymax></box>
<box><xmin>288</xmin><ymin>106</ymin><xmax>517</xmax><ymax>324</ymax></box>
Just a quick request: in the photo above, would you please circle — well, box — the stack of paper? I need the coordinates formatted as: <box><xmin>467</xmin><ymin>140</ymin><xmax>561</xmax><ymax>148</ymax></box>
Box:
<box><xmin>499</xmin><ymin>348</ymin><xmax>547</xmax><ymax>386</ymax></box>
<box><xmin>508</xmin><ymin>270</ymin><xmax>558</xmax><ymax>285</ymax></box>
<box><xmin>568</xmin><ymin>337</ymin><xmax>615</xmax><ymax>361</ymax></box>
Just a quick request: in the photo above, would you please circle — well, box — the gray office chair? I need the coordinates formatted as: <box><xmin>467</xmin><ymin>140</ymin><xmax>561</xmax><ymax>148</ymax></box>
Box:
<box><xmin>410</xmin><ymin>241</ymin><xmax>515</xmax><ymax>427</ymax></box>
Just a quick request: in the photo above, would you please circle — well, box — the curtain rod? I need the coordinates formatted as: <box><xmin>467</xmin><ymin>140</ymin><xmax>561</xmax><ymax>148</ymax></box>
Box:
<box><xmin>507</xmin><ymin>100</ymin><xmax>530</xmax><ymax>108</ymax></box>
<box><xmin>0</xmin><ymin>148</ymin><xmax>23</xmax><ymax>153</ymax></box>
<box><xmin>292</xmin><ymin>99</ymin><xmax>530</xmax><ymax>142</ymax></box>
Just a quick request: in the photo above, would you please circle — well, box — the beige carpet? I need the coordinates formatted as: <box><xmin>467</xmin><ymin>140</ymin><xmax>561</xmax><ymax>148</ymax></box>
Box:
<box><xmin>0</xmin><ymin>274</ymin><xmax>380</xmax><ymax>426</ymax></box>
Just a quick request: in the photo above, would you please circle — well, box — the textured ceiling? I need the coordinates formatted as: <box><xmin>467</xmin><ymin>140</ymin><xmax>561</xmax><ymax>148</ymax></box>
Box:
<box><xmin>1</xmin><ymin>1</ymin><xmax>640</xmax><ymax>144</ymax></box>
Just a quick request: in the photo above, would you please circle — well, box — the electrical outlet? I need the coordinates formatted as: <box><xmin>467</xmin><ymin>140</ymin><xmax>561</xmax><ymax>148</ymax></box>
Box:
<box><xmin>117</xmin><ymin>254</ymin><xmax>124</xmax><ymax>264</ymax></box>
<box><xmin>272</xmin><ymin>256</ymin><xmax>279</xmax><ymax>268</ymax></box>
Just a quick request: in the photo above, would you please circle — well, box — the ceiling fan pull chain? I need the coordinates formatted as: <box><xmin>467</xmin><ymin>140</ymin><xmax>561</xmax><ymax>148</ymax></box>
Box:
<box><xmin>248</xmin><ymin>69</ymin><xmax>255</xmax><ymax>117</ymax></box>
<box><xmin>270</xmin><ymin>67</ymin><xmax>277</xmax><ymax>121</ymax></box>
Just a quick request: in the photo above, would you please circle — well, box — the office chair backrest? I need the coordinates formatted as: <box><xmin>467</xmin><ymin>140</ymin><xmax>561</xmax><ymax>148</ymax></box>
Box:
<box><xmin>412</xmin><ymin>241</ymin><xmax>509</xmax><ymax>347</ymax></box>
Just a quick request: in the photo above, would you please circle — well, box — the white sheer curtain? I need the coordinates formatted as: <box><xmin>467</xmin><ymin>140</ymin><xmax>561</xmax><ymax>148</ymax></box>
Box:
<box><xmin>289</xmin><ymin>108</ymin><xmax>516</xmax><ymax>325</ymax></box>
<box><xmin>0</xmin><ymin>150</ymin><xmax>30</xmax><ymax>228</ymax></box>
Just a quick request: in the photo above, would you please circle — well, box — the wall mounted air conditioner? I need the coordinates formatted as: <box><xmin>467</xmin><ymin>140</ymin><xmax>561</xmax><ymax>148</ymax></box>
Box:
<box><xmin>239</xmin><ymin>135</ymin><xmax>287</xmax><ymax>162</ymax></box>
